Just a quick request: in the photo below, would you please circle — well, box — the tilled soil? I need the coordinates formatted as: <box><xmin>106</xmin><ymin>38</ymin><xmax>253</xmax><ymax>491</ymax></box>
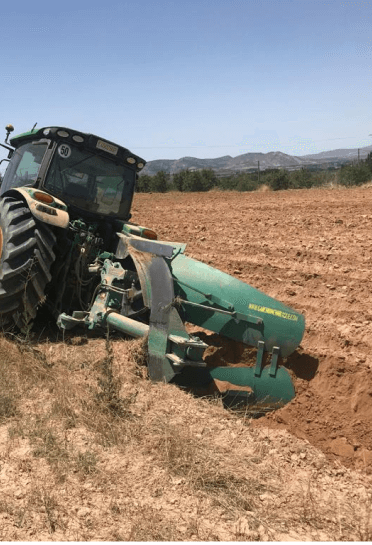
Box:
<box><xmin>132</xmin><ymin>186</ymin><xmax>372</xmax><ymax>472</ymax></box>
<box><xmin>0</xmin><ymin>186</ymin><xmax>372</xmax><ymax>541</ymax></box>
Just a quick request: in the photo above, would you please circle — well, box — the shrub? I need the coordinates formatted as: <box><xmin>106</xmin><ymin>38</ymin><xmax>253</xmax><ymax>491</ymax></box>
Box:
<box><xmin>199</xmin><ymin>169</ymin><xmax>217</xmax><ymax>191</ymax></box>
<box><xmin>172</xmin><ymin>171</ymin><xmax>188</xmax><ymax>192</ymax></box>
<box><xmin>265</xmin><ymin>169</ymin><xmax>290</xmax><ymax>191</ymax></box>
<box><xmin>182</xmin><ymin>171</ymin><xmax>206</xmax><ymax>192</ymax></box>
<box><xmin>136</xmin><ymin>174</ymin><xmax>152</xmax><ymax>193</ymax></box>
<box><xmin>338</xmin><ymin>163</ymin><xmax>372</xmax><ymax>187</ymax></box>
<box><xmin>217</xmin><ymin>175</ymin><xmax>239</xmax><ymax>190</ymax></box>
<box><xmin>235</xmin><ymin>174</ymin><xmax>260</xmax><ymax>192</ymax></box>
<box><xmin>289</xmin><ymin>168</ymin><xmax>313</xmax><ymax>189</ymax></box>
<box><xmin>150</xmin><ymin>171</ymin><xmax>169</xmax><ymax>192</ymax></box>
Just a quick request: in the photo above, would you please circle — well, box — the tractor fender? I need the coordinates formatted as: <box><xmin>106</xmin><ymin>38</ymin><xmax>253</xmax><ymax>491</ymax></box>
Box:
<box><xmin>4</xmin><ymin>188</ymin><xmax>69</xmax><ymax>229</ymax></box>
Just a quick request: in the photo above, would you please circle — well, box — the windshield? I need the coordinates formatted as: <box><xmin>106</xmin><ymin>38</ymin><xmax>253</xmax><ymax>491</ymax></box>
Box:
<box><xmin>44</xmin><ymin>143</ymin><xmax>136</xmax><ymax>218</ymax></box>
<box><xmin>1</xmin><ymin>142</ymin><xmax>48</xmax><ymax>195</ymax></box>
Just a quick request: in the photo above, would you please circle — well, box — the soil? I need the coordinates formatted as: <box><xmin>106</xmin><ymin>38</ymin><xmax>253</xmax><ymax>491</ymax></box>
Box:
<box><xmin>131</xmin><ymin>186</ymin><xmax>372</xmax><ymax>472</ymax></box>
<box><xmin>0</xmin><ymin>185</ymin><xmax>372</xmax><ymax>540</ymax></box>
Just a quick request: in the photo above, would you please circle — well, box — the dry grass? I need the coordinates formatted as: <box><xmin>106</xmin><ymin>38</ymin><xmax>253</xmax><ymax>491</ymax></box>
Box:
<box><xmin>256</xmin><ymin>183</ymin><xmax>272</xmax><ymax>192</ymax></box>
<box><xmin>0</xmin><ymin>331</ymin><xmax>370</xmax><ymax>540</ymax></box>
<box><xmin>144</xmin><ymin>415</ymin><xmax>264</xmax><ymax>514</ymax></box>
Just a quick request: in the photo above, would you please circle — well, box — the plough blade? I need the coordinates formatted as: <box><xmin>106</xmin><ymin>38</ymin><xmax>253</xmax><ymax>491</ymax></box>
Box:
<box><xmin>58</xmin><ymin>234</ymin><xmax>304</xmax><ymax>411</ymax></box>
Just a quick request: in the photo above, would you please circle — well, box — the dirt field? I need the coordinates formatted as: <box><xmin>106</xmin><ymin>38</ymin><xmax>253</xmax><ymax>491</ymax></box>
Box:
<box><xmin>132</xmin><ymin>186</ymin><xmax>372</xmax><ymax>472</ymax></box>
<box><xmin>0</xmin><ymin>185</ymin><xmax>372</xmax><ymax>540</ymax></box>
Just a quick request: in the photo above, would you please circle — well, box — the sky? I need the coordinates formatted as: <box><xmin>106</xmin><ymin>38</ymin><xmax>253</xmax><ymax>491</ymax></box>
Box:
<box><xmin>1</xmin><ymin>0</ymin><xmax>371</xmax><ymax>164</ymax></box>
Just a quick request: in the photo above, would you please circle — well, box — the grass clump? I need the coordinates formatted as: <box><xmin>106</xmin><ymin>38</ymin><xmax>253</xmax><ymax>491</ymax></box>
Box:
<box><xmin>28</xmin><ymin>487</ymin><xmax>60</xmax><ymax>534</ymax></box>
<box><xmin>146</xmin><ymin>416</ymin><xmax>263</xmax><ymax>514</ymax></box>
<box><xmin>0</xmin><ymin>394</ymin><xmax>18</xmax><ymax>420</ymax></box>
<box><xmin>75</xmin><ymin>450</ymin><xmax>97</xmax><ymax>477</ymax></box>
<box><xmin>95</xmin><ymin>337</ymin><xmax>136</xmax><ymax>419</ymax></box>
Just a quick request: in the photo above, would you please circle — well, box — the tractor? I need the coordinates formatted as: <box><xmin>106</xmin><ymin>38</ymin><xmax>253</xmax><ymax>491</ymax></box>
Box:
<box><xmin>0</xmin><ymin>124</ymin><xmax>305</xmax><ymax>409</ymax></box>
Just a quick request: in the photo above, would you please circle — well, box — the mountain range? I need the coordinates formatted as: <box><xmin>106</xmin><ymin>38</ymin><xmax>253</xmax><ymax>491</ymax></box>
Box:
<box><xmin>141</xmin><ymin>144</ymin><xmax>372</xmax><ymax>176</ymax></box>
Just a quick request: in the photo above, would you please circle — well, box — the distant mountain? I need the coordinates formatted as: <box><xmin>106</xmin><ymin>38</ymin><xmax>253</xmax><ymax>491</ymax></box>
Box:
<box><xmin>141</xmin><ymin>145</ymin><xmax>372</xmax><ymax>176</ymax></box>
<box><xmin>301</xmin><ymin>145</ymin><xmax>372</xmax><ymax>161</ymax></box>
<box><xmin>141</xmin><ymin>151</ymin><xmax>301</xmax><ymax>176</ymax></box>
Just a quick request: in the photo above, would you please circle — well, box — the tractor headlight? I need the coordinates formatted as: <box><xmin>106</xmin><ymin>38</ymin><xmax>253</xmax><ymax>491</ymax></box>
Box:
<box><xmin>34</xmin><ymin>191</ymin><xmax>54</xmax><ymax>205</ymax></box>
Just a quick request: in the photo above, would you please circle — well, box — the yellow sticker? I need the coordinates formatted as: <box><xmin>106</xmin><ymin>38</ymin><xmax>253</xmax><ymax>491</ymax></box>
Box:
<box><xmin>249</xmin><ymin>303</ymin><xmax>298</xmax><ymax>321</ymax></box>
<box><xmin>96</xmin><ymin>139</ymin><xmax>118</xmax><ymax>156</ymax></box>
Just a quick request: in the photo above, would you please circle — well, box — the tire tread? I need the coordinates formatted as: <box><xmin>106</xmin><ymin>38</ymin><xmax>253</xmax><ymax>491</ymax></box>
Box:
<box><xmin>0</xmin><ymin>196</ymin><xmax>56</xmax><ymax>327</ymax></box>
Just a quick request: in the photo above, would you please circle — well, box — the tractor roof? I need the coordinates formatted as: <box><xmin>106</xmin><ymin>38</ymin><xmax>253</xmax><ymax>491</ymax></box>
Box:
<box><xmin>10</xmin><ymin>126</ymin><xmax>146</xmax><ymax>171</ymax></box>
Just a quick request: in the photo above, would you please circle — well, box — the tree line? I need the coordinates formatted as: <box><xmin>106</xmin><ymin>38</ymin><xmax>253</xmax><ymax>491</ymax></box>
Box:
<box><xmin>136</xmin><ymin>154</ymin><xmax>372</xmax><ymax>193</ymax></box>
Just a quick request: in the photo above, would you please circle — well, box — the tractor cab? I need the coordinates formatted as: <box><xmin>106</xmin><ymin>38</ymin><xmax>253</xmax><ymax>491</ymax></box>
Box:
<box><xmin>0</xmin><ymin>125</ymin><xmax>146</xmax><ymax>221</ymax></box>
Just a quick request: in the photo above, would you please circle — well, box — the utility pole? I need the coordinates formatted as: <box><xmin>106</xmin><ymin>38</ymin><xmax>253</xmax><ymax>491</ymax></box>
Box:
<box><xmin>258</xmin><ymin>161</ymin><xmax>260</xmax><ymax>184</ymax></box>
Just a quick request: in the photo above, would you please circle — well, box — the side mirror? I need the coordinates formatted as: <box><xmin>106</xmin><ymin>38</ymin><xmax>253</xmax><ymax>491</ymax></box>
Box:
<box><xmin>5</xmin><ymin>124</ymin><xmax>14</xmax><ymax>144</ymax></box>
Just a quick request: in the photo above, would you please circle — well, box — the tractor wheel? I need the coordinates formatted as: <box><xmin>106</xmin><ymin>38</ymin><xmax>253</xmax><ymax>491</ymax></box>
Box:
<box><xmin>0</xmin><ymin>195</ymin><xmax>56</xmax><ymax>330</ymax></box>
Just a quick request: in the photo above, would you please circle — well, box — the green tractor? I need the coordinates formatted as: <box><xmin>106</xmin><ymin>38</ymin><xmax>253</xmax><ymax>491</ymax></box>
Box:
<box><xmin>0</xmin><ymin>124</ymin><xmax>305</xmax><ymax>409</ymax></box>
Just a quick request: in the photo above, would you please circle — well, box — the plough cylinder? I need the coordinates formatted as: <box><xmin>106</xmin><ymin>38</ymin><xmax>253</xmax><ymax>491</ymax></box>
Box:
<box><xmin>106</xmin><ymin>312</ymin><xmax>149</xmax><ymax>338</ymax></box>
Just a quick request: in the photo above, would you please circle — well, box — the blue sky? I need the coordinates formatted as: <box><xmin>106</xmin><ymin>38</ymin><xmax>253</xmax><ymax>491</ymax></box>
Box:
<box><xmin>1</xmin><ymin>0</ymin><xmax>371</xmax><ymax>163</ymax></box>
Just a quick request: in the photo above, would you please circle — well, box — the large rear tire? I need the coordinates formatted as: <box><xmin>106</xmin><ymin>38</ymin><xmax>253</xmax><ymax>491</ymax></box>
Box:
<box><xmin>0</xmin><ymin>195</ymin><xmax>56</xmax><ymax>330</ymax></box>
